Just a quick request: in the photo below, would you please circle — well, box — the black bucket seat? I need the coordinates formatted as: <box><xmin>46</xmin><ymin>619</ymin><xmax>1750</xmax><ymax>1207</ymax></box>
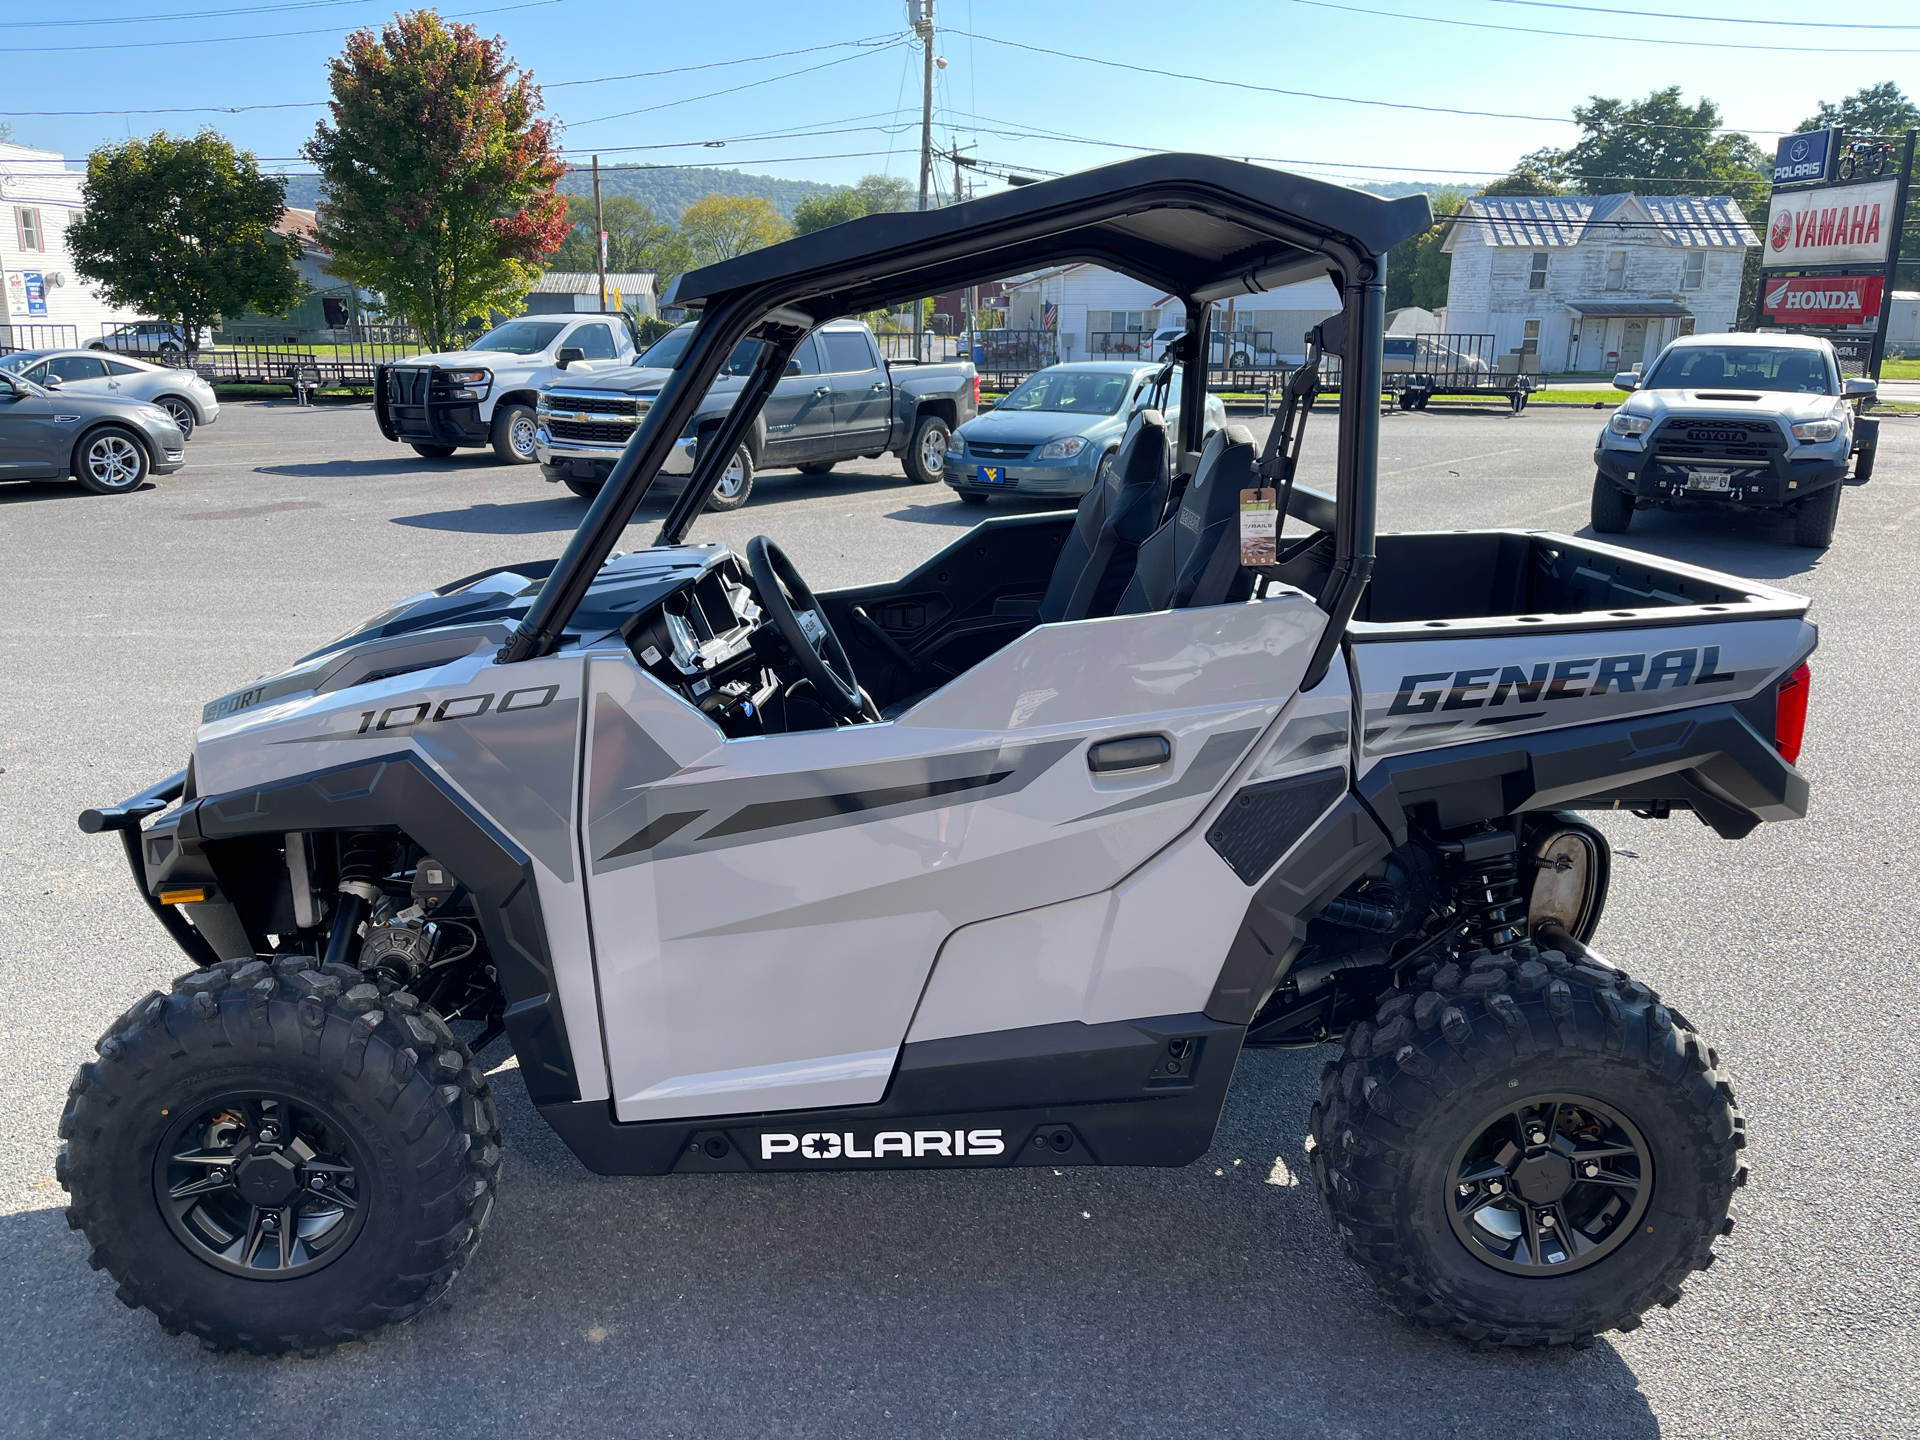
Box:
<box><xmin>1114</xmin><ymin>425</ymin><xmax>1258</xmax><ymax>614</ymax></box>
<box><xmin>1034</xmin><ymin>408</ymin><xmax>1172</xmax><ymax>624</ymax></box>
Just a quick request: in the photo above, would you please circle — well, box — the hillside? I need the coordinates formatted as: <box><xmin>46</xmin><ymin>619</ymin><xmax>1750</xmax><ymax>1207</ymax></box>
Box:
<box><xmin>278</xmin><ymin>164</ymin><xmax>852</xmax><ymax>221</ymax></box>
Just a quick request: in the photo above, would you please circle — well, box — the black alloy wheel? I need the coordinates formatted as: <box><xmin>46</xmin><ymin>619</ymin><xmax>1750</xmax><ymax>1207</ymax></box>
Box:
<box><xmin>1446</xmin><ymin>1093</ymin><xmax>1651</xmax><ymax>1276</ymax></box>
<box><xmin>155</xmin><ymin>1092</ymin><xmax>369</xmax><ymax>1279</ymax></box>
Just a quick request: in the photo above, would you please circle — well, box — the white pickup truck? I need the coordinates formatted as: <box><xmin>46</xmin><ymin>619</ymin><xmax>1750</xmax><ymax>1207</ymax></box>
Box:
<box><xmin>373</xmin><ymin>313</ymin><xmax>637</xmax><ymax>463</ymax></box>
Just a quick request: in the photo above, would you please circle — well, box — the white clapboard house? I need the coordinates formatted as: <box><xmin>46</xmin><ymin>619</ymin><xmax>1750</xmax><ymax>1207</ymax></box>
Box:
<box><xmin>1001</xmin><ymin>264</ymin><xmax>1340</xmax><ymax>364</ymax></box>
<box><xmin>1442</xmin><ymin>193</ymin><xmax>1756</xmax><ymax>374</ymax></box>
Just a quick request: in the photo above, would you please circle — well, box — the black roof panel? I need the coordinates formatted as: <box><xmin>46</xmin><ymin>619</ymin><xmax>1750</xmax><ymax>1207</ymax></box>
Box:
<box><xmin>663</xmin><ymin>153</ymin><xmax>1433</xmax><ymax>319</ymax></box>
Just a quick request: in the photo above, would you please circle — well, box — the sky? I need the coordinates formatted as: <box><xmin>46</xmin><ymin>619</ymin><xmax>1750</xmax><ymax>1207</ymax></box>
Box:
<box><xmin>3</xmin><ymin>0</ymin><xmax>1918</xmax><ymax>199</ymax></box>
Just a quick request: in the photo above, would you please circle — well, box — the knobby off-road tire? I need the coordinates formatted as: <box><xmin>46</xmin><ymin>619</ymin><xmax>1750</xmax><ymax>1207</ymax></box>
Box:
<box><xmin>1791</xmin><ymin>483</ymin><xmax>1841</xmax><ymax>549</ymax></box>
<box><xmin>58</xmin><ymin>956</ymin><xmax>502</xmax><ymax>1355</ymax></box>
<box><xmin>1310</xmin><ymin>948</ymin><xmax>1745</xmax><ymax>1348</ymax></box>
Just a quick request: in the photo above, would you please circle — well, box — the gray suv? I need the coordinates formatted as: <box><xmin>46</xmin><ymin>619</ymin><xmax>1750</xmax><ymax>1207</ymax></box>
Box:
<box><xmin>0</xmin><ymin>367</ymin><xmax>186</xmax><ymax>494</ymax></box>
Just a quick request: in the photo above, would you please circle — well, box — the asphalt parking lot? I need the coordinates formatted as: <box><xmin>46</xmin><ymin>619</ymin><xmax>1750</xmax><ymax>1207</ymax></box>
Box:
<box><xmin>2</xmin><ymin>397</ymin><xmax>1915</xmax><ymax>1438</ymax></box>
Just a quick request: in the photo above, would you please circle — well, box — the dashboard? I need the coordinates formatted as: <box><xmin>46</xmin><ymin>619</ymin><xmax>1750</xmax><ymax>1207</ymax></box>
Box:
<box><xmin>620</xmin><ymin>551</ymin><xmax>783</xmax><ymax>735</ymax></box>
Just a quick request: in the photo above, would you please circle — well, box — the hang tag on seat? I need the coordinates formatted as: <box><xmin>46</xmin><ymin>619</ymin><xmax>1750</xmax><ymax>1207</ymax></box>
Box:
<box><xmin>1240</xmin><ymin>487</ymin><xmax>1278</xmax><ymax>565</ymax></box>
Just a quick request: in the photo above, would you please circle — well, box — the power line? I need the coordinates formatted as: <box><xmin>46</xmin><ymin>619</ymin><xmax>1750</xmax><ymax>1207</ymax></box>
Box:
<box><xmin>569</xmin><ymin>42</ymin><xmax>909</xmax><ymax>128</ymax></box>
<box><xmin>12</xmin><ymin>0</ymin><xmax>565</xmax><ymax>54</ymax></box>
<box><xmin>0</xmin><ymin>0</ymin><xmax>375</xmax><ymax>30</ymax></box>
<box><xmin>1490</xmin><ymin>0</ymin><xmax>1920</xmax><ymax>29</ymax></box>
<box><xmin>0</xmin><ymin>37</ymin><xmax>908</xmax><ymax>116</ymax></box>
<box><xmin>1289</xmin><ymin>0</ymin><xmax>1920</xmax><ymax>54</ymax></box>
<box><xmin>948</xmin><ymin>28</ymin><xmax>1794</xmax><ymax>135</ymax></box>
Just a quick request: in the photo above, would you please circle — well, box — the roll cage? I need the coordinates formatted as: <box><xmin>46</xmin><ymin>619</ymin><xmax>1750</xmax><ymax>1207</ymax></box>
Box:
<box><xmin>497</xmin><ymin>153</ymin><xmax>1433</xmax><ymax>685</ymax></box>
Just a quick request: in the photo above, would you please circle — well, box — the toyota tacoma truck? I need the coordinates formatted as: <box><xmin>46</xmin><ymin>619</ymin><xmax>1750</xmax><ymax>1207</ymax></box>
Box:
<box><xmin>374</xmin><ymin>313</ymin><xmax>638</xmax><ymax>464</ymax></box>
<box><xmin>65</xmin><ymin>156</ymin><xmax>1810</xmax><ymax>1357</ymax></box>
<box><xmin>1592</xmin><ymin>331</ymin><xmax>1878</xmax><ymax>548</ymax></box>
<box><xmin>535</xmin><ymin>317</ymin><xmax>977</xmax><ymax>509</ymax></box>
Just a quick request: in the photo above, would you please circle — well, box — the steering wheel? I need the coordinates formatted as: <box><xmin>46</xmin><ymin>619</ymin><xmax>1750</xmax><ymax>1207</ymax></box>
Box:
<box><xmin>746</xmin><ymin>536</ymin><xmax>866</xmax><ymax>721</ymax></box>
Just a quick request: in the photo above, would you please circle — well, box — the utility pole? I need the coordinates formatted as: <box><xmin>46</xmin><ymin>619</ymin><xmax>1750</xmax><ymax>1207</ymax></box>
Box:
<box><xmin>911</xmin><ymin>0</ymin><xmax>935</xmax><ymax>360</ymax></box>
<box><xmin>592</xmin><ymin>155</ymin><xmax>607</xmax><ymax>313</ymax></box>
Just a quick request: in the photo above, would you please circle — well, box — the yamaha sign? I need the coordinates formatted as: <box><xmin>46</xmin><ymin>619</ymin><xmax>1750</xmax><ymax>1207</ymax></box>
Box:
<box><xmin>1774</xmin><ymin>129</ymin><xmax>1837</xmax><ymax>187</ymax></box>
<box><xmin>1761</xmin><ymin>177</ymin><xmax>1899</xmax><ymax>271</ymax></box>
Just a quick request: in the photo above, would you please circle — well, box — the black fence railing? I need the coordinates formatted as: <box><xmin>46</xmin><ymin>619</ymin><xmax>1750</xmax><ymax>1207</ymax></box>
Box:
<box><xmin>0</xmin><ymin>323</ymin><xmax>79</xmax><ymax>355</ymax></box>
<box><xmin>194</xmin><ymin>335</ymin><xmax>424</xmax><ymax>392</ymax></box>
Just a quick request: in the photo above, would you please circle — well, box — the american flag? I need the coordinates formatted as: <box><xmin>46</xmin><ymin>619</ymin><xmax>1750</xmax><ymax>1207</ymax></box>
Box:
<box><xmin>1042</xmin><ymin>302</ymin><xmax>1058</xmax><ymax>333</ymax></box>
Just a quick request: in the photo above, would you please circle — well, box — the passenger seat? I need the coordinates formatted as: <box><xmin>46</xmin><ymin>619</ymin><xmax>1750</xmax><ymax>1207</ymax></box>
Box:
<box><xmin>1035</xmin><ymin>408</ymin><xmax>1172</xmax><ymax>623</ymax></box>
<box><xmin>1114</xmin><ymin>426</ymin><xmax>1258</xmax><ymax>614</ymax></box>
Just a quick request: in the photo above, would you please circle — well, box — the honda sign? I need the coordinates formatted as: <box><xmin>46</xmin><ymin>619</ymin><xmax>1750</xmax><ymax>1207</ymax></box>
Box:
<box><xmin>1762</xmin><ymin>275</ymin><xmax>1886</xmax><ymax>327</ymax></box>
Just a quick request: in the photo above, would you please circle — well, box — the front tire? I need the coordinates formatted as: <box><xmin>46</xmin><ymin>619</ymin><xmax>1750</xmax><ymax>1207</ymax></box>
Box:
<box><xmin>903</xmin><ymin>414</ymin><xmax>950</xmax><ymax>485</ymax></box>
<box><xmin>156</xmin><ymin>396</ymin><xmax>196</xmax><ymax>440</ymax></box>
<box><xmin>796</xmin><ymin>460</ymin><xmax>836</xmax><ymax>476</ymax></box>
<box><xmin>1311</xmin><ymin>948</ymin><xmax>1743</xmax><ymax>1348</ymax></box>
<box><xmin>58</xmin><ymin>958</ymin><xmax>501</xmax><ymax>1355</ymax></box>
<box><xmin>1590</xmin><ymin>472</ymin><xmax>1633</xmax><ymax>534</ymax></box>
<box><xmin>74</xmin><ymin>426</ymin><xmax>150</xmax><ymax>494</ymax></box>
<box><xmin>1791</xmin><ymin>483</ymin><xmax>1840</xmax><ymax>548</ymax></box>
<box><xmin>958</xmin><ymin>491</ymin><xmax>988</xmax><ymax>506</ymax></box>
<box><xmin>411</xmin><ymin>443</ymin><xmax>457</xmax><ymax>459</ymax></box>
<box><xmin>701</xmin><ymin>439</ymin><xmax>754</xmax><ymax>512</ymax></box>
<box><xmin>564</xmin><ymin>476</ymin><xmax>602</xmax><ymax>500</ymax></box>
<box><xmin>490</xmin><ymin>403</ymin><xmax>538</xmax><ymax>464</ymax></box>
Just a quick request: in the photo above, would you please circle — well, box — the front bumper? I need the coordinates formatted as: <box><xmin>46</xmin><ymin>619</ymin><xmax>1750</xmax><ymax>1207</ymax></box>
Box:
<box><xmin>375</xmin><ymin>364</ymin><xmax>491</xmax><ymax>449</ymax></box>
<box><xmin>942</xmin><ymin>447</ymin><xmax>1100</xmax><ymax>498</ymax></box>
<box><xmin>1594</xmin><ymin>438</ymin><xmax>1848</xmax><ymax>508</ymax></box>
<box><xmin>535</xmin><ymin>428</ymin><xmax>694</xmax><ymax>482</ymax></box>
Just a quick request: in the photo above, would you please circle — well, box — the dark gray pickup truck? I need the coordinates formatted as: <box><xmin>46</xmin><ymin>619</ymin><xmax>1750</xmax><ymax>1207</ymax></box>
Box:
<box><xmin>535</xmin><ymin>318</ymin><xmax>977</xmax><ymax>509</ymax></box>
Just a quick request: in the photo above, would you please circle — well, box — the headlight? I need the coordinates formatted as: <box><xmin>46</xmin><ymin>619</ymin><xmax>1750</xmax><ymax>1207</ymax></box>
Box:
<box><xmin>1036</xmin><ymin>435</ymin><xmax>1088</xmax><ymax>459</ymax></box>
<box><xmin>442</xmin><ymin>368</ymin><xmax>489</xmax><ymax>385</ymax></box>
<box><xmin>1608</xmin><ymin>413</ymin><xmax>1652</xmax><ymax>437</ymax></box>
<box><xmin>1791</xmin><ymin>418</ymin><xmax>1842</xmax><ymax>443</ymax></box>
<box><xmin>947</xmin><ymin>433</ymin><xmax>965</xmax><ymax>457</ymax></box>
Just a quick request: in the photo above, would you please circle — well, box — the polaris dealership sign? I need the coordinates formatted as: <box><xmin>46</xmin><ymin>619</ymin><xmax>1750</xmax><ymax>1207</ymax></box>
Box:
<box><xmin>1762</xmin><ymin>275</ymin><xmax>1885</xmax><ymax>327</ymax></box>
<box><xmin>1773</xmin><ymin>129</ymin><xmax>1836</xmax><ymax>187</ymax></box>
<box><xmin>1762</xmin><ymin>177</ymin><xmax>1898</xmax><ymax>270</ymax></box>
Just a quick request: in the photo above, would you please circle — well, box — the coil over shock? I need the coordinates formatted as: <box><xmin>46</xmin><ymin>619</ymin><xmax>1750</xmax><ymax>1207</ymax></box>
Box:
<box><xmin>320</xmin><ymin>833</ymin><xmax>395</xmax><ymax>969</ymax></box>
<box><xmin>1438</xmin><ymin>825</ymin><xmax>1527</xmax><ymax>954</ymax></box>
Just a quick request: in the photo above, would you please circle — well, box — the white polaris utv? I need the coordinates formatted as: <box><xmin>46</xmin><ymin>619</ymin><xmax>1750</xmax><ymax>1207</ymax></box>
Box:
<box><xmin>65</xmin><ymin>156</ymin><xmax>1813</xmax><ymax>1356</ymax></box>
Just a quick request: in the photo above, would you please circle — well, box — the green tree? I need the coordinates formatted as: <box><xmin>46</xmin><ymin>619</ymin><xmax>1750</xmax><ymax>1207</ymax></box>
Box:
<box><xmin>853</xmin><ymin>173</ymin><xmax>915</xmax><ymax>214</ymax></box>
<box><xmin>304</xmin><ymin>10</ymin><xmax>568</xmax><ymax>349</ymax></box>
<box><xmin>64</xmin><ymin>130</ymin><xmax>300</xmax><ymax>355</ymax></box>
<box><xmin>678</xmin><ymin>193</ymin><xmax>789</xmax><ymax>267</ymax></box>
<box><xmin>1798</xmin><ymin>82</ymin><xmax>1920</xmax><ymax>138</ymax></box>
<box><xmin>549</xmin><ymin>194</ymin><xmax>695</xmax><ymax>290</ymax></box>
<box><xmin>1481</xmin><ymin>166</ymin><xmax>1561</xmax><ymax>197</ymax></box>
<box><xmin>1384</xmin><ymin>191</ymin><xmax>1465</xmax><ymax>313</ymax></box>
<box><xmin>792</xmin><ymin>189</ymin><xmax>870</xmax><ymax>236</ymax></box>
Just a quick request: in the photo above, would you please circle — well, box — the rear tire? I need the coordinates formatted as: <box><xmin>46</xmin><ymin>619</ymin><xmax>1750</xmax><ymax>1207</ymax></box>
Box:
<box><xmin>58</xmin><ymin>958</ymin><xmax>502</xmax><ymax>1355</ymax></box>
<box><xmin>73</xmin><ymin>426</ymin><xmax>150</xmax><ymax>495</ymax></box>
<box><xmin>903</xmin><ymin>414</ymin><xmax>950</xmax><ymax>484</ymax></box>
<box><xmin>411</xmin><ymin>444</ymin><xmax>457</xmax><ymax>459</ymax></box>
<box><xmin>1851</xmin><ymin>428</ymin><xmax>1876</xmax><ymax>483</ymax></box>
<box><xmin>1310</xmin><ymin>948</ymin><xmax>1743</xmax><ymax>1348</ymax></box>
<box><xmin>1590</xmin><ymin>472</ymin><xmax>1633</xmax><ymax>534</ymax></box>
<box><xmin>490</xmin><ymin>403</ymin><xmax>538</xmax><ymax>464</ymax></box>
<box><xmin>1791</xmin><ymin>483</ymin><xmax>1840</xmax><ymax>548</ymax></box>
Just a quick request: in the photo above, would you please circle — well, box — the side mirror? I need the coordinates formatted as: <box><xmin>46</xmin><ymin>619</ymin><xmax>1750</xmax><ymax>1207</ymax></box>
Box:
<box><xmin>555</xmin><ymin>346</ymin><xmax>585</xmax><ymax>370</ymax></box>
<box><xmin>1844</xmin><ymin>377</ymin><xmax>1877</xmax><ymax>399</ymax></box>
<box><xmin>786</xmin><ymin>358</ymin><xmax>802</xmax><ymax>376</ymax></box>
<box><xmin>42</xmin><ymin>373</ymin><xmax>63</xmax><ymax>389</ymax></box>
<box><xmin>1611</xmin><ymin>371</ymin><xmax>1639</xmax><ymax>391</ymax></box>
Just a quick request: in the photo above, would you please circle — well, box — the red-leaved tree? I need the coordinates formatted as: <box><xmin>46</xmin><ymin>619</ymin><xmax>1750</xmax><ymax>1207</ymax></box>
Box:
<box><xmin>304</xmin><ymin>10</ymin><xmax>568</xmax><ymax>348</ymax></box>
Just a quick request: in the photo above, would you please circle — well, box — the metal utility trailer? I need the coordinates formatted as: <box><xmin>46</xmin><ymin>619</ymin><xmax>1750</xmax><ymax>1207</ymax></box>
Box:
<box><xmin>1394</xmin><ymin>332</ymin><xmax>1537</xmax><ymax>413</ymax></box>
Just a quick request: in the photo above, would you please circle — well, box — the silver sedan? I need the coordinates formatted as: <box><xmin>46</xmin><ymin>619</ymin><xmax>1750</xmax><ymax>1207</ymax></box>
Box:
<box><xmin>0</xmin><ymin>349</ymin><xmax>219</xmax><ymax>438</ymax></box>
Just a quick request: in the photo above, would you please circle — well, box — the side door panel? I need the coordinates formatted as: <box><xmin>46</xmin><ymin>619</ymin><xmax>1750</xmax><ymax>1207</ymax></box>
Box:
<box><xmin>582</xmin><ymin>594</ymin><xmax>1328</xmax><ymax>1123</ymax></box>
<box><xmin>822</xmin><ymin>330</ymin><xmax>892</xmax><ymax>453</ymax></box>
<box><xmin>0</xmin><ymin>382</ymin><xmax>65</xmax><ymax>475</ymax></box>
<box><xmin>760</xmin><ymin>335</ymin><xmax>833</xmax><ymax>464</ymax></box>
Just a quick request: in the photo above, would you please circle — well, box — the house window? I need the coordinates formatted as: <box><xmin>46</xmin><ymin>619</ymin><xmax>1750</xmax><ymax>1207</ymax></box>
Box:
<box><xmin>14</xmin><ymin>207</ymin><xmax>45</xmax><ymax>252</ymax></box>
<box><xmin>1528</xmin><ymin>253</ymin><xmax>1549</xmax><ymax>290</ymax></box>
<box><xmin>1605</xmin><ymin>250</ymin><xmax>1627</xmax><ymax>291</ymax></box>
<box><xmin>1522</xmin><ymin>319</ymin><xmax>1541</xmax><ymax>355</ymax></box>
<box><xmin>1681</xmin><ymin>252</ymin><xmax>1705</xmax><ymax>290</ymax></box>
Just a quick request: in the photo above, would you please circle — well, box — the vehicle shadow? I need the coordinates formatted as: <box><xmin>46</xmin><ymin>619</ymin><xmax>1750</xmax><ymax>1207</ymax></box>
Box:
<box><xmin>1571</xmin><ymin>507</ymin><xmax>1828</xmax><ymax>583</ymax></box>
<box><xmin>2</xmin><ymin>1047</ymin><xmax>1662</xmax><ymax>1435</ymax></box>
<box><xmin>388</xmin><ymin>497</ymin><xmax>636</xmax><ymax>535</ymax></box>
<box><xmin>258</xmin><ymin>457</ymin><xmax>498</xmax><ymax>478</ymax></box>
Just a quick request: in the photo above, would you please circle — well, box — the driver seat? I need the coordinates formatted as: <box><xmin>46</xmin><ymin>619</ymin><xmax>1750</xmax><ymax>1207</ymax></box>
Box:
<box><xmin>1114</xmin><ymin>426</ymin><xmax>1257</xmax><ymax>614</ymax></box>
<box><xmin>1035</xmin><ymin>408</ymin><xmax>1171</xmax><ymax>624</ymax></box>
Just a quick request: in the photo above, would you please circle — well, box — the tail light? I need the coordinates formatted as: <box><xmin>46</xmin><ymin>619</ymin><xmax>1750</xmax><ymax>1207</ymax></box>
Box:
<box><xmin>972</xmin><ymin>374</ymin><xmax>980</xmax><ymax>406</ymax></box>
<box><xmin>1773</xmin><ymin>662</ymin><xmax>1810</xmax><ymax>765</ymax></box>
